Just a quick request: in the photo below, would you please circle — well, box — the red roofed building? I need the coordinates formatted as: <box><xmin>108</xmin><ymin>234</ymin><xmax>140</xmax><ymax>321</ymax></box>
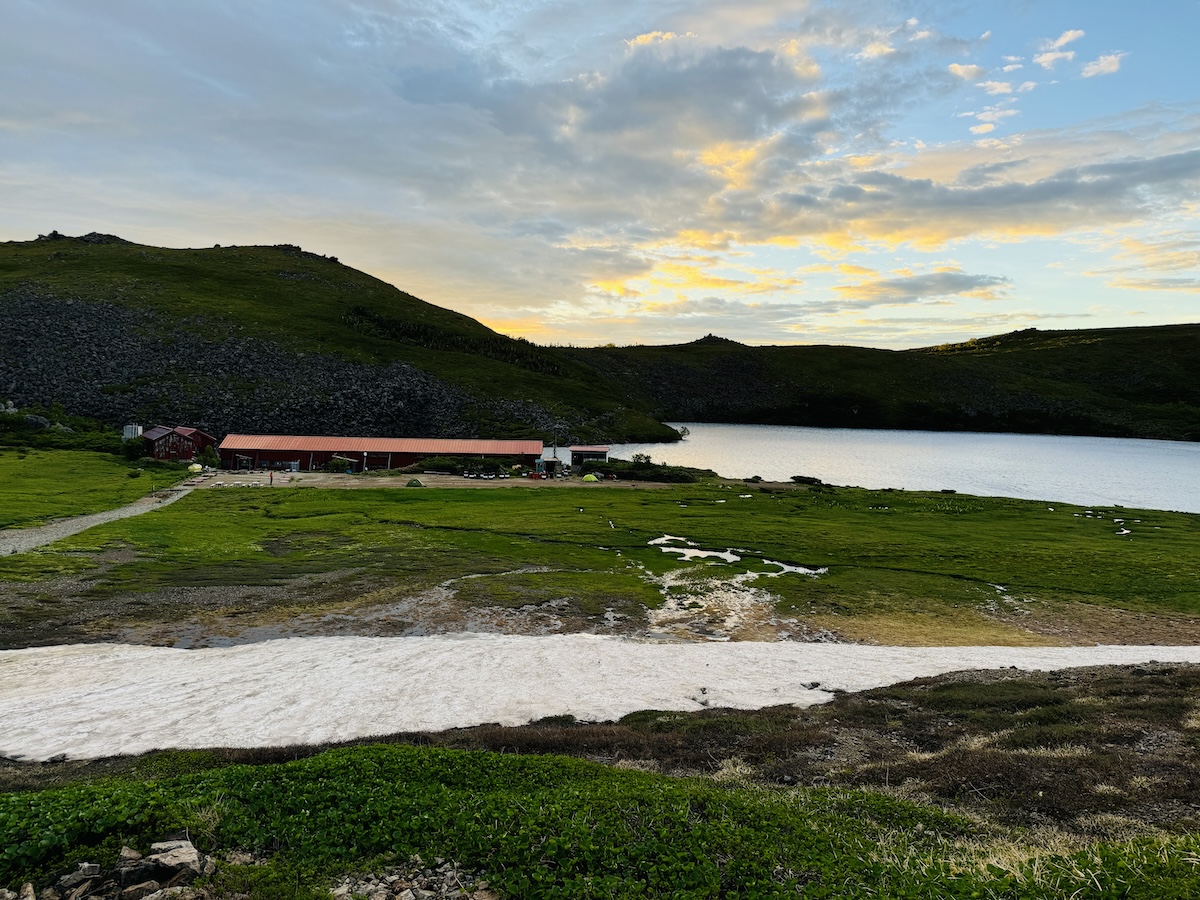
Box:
<box><xmin>142</xmin><ymin>425</ymin><xmax>216</xmax><ymax>461</ymax></box>
<box><xmin>217</xmin><ymin>434</ymin><xmax>544</xmax><ymax>472</ymax></box>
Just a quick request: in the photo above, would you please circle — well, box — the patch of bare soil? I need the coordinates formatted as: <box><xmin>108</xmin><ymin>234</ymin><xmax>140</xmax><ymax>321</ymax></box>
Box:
<box><xmin>997</xmin><ymin>600</ymin><xmax>1200</xmax><ymax>646</ymax></box>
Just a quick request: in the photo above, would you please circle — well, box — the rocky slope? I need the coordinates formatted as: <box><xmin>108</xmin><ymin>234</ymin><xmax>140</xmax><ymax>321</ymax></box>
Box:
<box><xmin>0</xmin><ymin>290</ymin><xmax>569</xmax><ymax>441</ymax></box>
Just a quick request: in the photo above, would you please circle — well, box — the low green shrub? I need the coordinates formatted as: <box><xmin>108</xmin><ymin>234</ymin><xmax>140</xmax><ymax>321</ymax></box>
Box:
<box><xmin>581</xmin><ymin>455</ymin><xmax>715</xmax><ymax>483</ymax></box>
<box><xmin>8</xmin><ymin>744</ymin><xmax>1200</xmax><ymax>898</ymax></box>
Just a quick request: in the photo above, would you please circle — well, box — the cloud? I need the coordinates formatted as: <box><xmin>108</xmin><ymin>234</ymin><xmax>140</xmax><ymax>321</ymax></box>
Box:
<box><xmin>1034</xmin><ymin>50</ymin><xmax>1075</xmax><ymax>70</ymax></box>
<box><xmin>833</xmin><ymin>270</ymin><xmax>1013</xmax><ymax>305</ymax></box>
<box><xmin>1082</xmin><ymin>52</ymin><xmax>1128</xmax><ymax>77</ymax></box>
<box><xmin>639</xmin><ymin>296</ymin><xmax>807</xmax><ymax>318</ymax></box>
<box><xmin>948</xmin><ymin>63</ymin><xmax>985</xmax><ymax>79</ymax></box>
<box><xmin>977</xmin><ymin>81</ymin><xmax>1012</xmax><ymax>94</ymax></box>
<box><xmin>1033</xmin><ymin>29</ymin><xmax>1085</xmax><ymax>70</ymax></box>
<box><xmin>857</xmin><ymin>41</ymin><xmax>896</xmax><ymax>59</ymax></box>
<box><xmin>626</xmin><ymin>31</ymin><xmax>694</xmax><ymax>47</ymax></box>
<box><xmin>1107</xmin><ymin>276</ymin><xmax>1200</xmax><ymax>292</ymax></box>
<box><xmin>1082</xmin><ymin>232</ymin><xmax>1200</xmax><ymax>293</ymax></box>
<box><xmin>1050</xmin><ymin>30</ymin><xmax>1086</xmax><ymax>49</ymax></box>
<box><xmin>974</xmin><ymin>106</ymin><xmax>1019</xmax><ymax>124</ymax></box>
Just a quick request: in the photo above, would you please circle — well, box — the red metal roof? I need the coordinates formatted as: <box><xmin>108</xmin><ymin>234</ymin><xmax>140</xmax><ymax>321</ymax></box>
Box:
<box><xmin>218</xmin><ymin>434</ymin><xmax>544</xmax><ymax>455</ymax></box>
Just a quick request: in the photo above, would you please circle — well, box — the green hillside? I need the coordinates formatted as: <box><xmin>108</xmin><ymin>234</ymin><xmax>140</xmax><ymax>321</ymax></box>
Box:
<box><xmin>2</xmin><ymin>232</ymin><xmax>1197</xmax><ymax>442</ymax></box>
<box><xmin>0</xmin><ymin>234</ymin><xmax>675</xmax><ymax>442</ymax></box>
<box><xmin>568</xmin><ymin>325</ymin><xmax>1200</xmax><ymax>440</ymax></box>
<box><xmin>0</xmin><ymin>233</ymin><xmax>514</xmax><ymax>367</ymax></box>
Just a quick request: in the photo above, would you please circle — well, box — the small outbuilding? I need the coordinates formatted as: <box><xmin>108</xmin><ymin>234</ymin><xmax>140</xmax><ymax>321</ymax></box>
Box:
<box><xmin>569</xmin><ymin>445</ymin><xmax>610</xmax><ymax>467</ymax></box>
<box><xmin>141</xmin><ymin>425</ymin><xmax>216</xmax><ymax>462</ymax></box>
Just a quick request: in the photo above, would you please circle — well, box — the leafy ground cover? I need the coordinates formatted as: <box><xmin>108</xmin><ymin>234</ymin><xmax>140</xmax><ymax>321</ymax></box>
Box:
<box><xmin>0</xmin><ymin>449</ymin><xmax>178</xmax><ymax>529</ymax></box>
<box><xmin>2</xmin><ymin>478</ymin><xmax>1199</xmax><ymax>648</ymax></box>
<box><xmin>581</xmin><ymin>454</ymin><xmax>717</xmax><ymax>483</ymax></box>
<box><xmin>6</xmin><ymin>667</ymin><xmax>1200</xmax><ymax>899</ymax></box>
<box><xmin>0</xmin><ymin>406</ymin><xmax>124</xmax><ymax>454</ymax></box>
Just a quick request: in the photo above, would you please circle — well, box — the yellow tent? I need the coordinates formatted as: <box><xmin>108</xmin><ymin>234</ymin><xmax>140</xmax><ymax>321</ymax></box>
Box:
<box><xmin>582</xmin><ymin>473</ymin><xmax>599</xmax><ymax>482</ymax></box>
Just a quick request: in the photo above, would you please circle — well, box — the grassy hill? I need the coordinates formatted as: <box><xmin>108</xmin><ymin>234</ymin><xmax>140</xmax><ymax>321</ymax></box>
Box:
<box><xmin>0</xmin><ymin>233</ymin><xmax>674</xmax><ymax>442</ymax></box>
<box><xmin>3</xmin><ymin>232</ymin><xmax>1197</xmax><ymax>442</ymax></box>
<box><xmin>567</xmin><ymin>325</ymin><xmax>1200</xmax><ymax>440</ymax></box>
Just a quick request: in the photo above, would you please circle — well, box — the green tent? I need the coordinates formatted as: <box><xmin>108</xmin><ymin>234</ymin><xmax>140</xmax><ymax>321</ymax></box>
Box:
<box><xmin>582</xmin><ymin>473</ymin><xmax>599</xmax><ymax>482</ymax></box>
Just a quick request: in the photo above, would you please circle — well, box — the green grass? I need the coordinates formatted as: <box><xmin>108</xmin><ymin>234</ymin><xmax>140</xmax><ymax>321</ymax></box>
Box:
<box><xmin>0</xmin><ymin>449</ymin><xmax>173</xmax><ymax>529</ymax></box>
<box><xmin>6</xmin><ymin>743</ymin><xmax>1200</xmax><ymax>898</ymax></box>
<box><xmin>5</xmin><ymin>477</ymin><xmax>1200</xmax><ymax>645</ymax></box>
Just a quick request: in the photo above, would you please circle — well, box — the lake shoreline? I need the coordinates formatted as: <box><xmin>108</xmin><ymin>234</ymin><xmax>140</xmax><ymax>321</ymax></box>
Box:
<box><xmin>606</xmin><ymin>422</ymin><xmax>1200</xmax><ymax>513</ymax></box>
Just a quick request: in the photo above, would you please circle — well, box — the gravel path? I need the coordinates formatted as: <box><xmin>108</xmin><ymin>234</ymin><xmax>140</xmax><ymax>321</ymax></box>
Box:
<box><xmin>0</xmin><ymin>488</ymin><xmax>194</xmax><ymax>555</ymax></box>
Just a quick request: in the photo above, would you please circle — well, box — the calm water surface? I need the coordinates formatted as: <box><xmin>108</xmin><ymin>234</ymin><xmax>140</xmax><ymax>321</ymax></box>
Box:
<box><xmin>605</xmin><ymin>424</ymin><xmax>1200</xmax><ymax>513</ymax></box>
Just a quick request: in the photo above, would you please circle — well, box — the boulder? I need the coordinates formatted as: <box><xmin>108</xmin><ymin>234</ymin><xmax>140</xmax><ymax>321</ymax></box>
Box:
<box><xmin>119</xmin><ymin>882</ymin><xmax>160</xmax><ymax>900</ymax></box>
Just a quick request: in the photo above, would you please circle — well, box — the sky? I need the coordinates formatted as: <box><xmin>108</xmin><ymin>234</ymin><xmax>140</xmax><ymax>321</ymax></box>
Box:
<box><xmin>3</xmin><ymin>1</ymin><xmax>1199</xmax><ymax>349</ymax></box>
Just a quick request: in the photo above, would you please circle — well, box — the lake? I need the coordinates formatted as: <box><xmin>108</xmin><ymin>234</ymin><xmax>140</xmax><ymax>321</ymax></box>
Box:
<box><xmin>599</xmin><ymin>424</ymin><xmax>1200</xmax><ymax>513</ymax></box>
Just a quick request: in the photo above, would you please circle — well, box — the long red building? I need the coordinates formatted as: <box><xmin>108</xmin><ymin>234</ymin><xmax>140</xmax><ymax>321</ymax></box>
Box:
<box><xmin>217</xmin><ymin>434</ymin><xmax>544</xmax><ymax>472</ymax></box>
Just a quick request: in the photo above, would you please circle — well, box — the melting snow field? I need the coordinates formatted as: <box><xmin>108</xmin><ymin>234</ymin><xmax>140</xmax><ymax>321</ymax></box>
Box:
<box><xmin>6</xmin><ymin>634</ymin><xmax>1200</xmax><ymax>761</ymax></box>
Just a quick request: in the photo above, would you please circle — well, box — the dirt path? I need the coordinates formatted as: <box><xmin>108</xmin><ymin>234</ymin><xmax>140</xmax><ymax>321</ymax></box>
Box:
<box><xmin>0</xmin><ymin>488</ymin><xmax>194</xmax><ymax>556</ymax></box>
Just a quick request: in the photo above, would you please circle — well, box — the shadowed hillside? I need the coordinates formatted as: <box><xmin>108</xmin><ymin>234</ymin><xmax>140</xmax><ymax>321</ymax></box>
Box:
<box><xmin>2</xmin><ymin>232</ymin><xmax>1197</xmax><ymax>442</ymax></box>
<box><xmin>566</xmin><ymin>326</ymin><xmax>1200</xmax><ymax>440</ymax></box>
<box><xmin>0</xmin><ymin>233</ymin><xmax>674</xmax><ymax>442</ymax></box>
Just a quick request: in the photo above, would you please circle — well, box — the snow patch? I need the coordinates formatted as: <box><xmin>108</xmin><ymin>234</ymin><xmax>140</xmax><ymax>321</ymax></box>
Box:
<box><xmin>5</xmin><ymin>636</ymin><xmax>1200</xmax><ymax>761</ymax></box>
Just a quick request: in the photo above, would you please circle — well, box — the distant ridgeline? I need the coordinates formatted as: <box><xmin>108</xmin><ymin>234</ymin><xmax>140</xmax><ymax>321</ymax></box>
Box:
<box><xmin>1</xmin><ymin>233</ymin><xmax>1198</xmax><ymax>442</ymax></box>
<box><xmin>564</xmin><ymin>326</ymin><xmax>1200</xmax><ymax>441</ymax></box>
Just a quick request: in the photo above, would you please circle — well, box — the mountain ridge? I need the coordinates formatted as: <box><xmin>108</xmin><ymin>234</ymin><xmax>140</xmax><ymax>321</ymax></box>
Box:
<box><xmin>2</xmin><ymin>233</ymin><xmax>1197</xmax><ymax>442</ymax></box>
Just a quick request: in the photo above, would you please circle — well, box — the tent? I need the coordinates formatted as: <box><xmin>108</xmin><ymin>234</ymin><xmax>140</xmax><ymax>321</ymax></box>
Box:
<box><xmin>582</xmin><ymin>473</ymin><xmax>599</xmax><ymax>482</ymax></box>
